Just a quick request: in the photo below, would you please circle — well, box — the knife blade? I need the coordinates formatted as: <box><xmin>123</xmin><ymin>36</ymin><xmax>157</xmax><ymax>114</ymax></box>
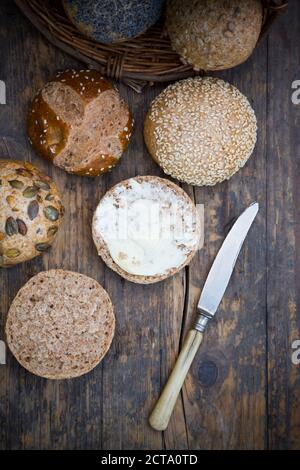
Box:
<box><xmin>149</xmin><ymin>202</ymin><xmax>259</xmax><ymax>431</ymax></box>
<box><xmin>198</xmin><ymin>201</ymin><xmax>259</xmax><ymax>317</ymax></box>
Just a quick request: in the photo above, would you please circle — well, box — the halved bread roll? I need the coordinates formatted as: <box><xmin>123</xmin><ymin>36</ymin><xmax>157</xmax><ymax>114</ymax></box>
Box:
<box><xmin>92</xmin><ymin>176</ymin><xmax>201</xmax><ymax>284</ymax></box>
<box><xmin>6</xmin><ymin>270</ymin><xmax>115</xmax><ymax>379</ymax></box>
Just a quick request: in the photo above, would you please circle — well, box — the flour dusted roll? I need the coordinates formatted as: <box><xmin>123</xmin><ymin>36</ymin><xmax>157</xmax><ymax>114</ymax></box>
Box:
<box><xmin>27</xmin><ymin>69</ymin><xmax>133</xmax><ymax>177</ymax></box>
<box><xmin>166</xmin><ymin>0</ymin><xmax>263</xmax><ymax>71</ymax></box>
<box><xmin>144</xmin><ymin>77</ymin><xmax>257</xmax><ymax>186</ymax></box>
<box><xmin>92</xmin><ymin>176</ymin><xmax>201</xmax><ymax>284</ymax></box>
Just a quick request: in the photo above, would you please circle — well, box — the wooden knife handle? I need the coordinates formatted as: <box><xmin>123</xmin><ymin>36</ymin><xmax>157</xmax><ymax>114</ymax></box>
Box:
<box><xmin>149</xmin><ymin>329</ymin><xmax>203</xmax><ymax>431</ymax></box>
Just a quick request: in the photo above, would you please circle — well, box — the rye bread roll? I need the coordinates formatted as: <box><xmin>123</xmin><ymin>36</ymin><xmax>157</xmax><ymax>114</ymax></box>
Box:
<box><xmin>0</xmin><ymin>159</ymin><xmax>64</xmax><ymax>268</ymax></box>
<box><xmin>5</xmin><ymin>270</ymin><xmax>115</xmax><ymax>379</ymax></box>
<box><xmin>92</xmin><ymin>176</ymin><xmax>201</xmax><ymax>284</ymax></box>
<box><xmin>27</xmin><ymin>69</ymin><xmax>133</xmax><ymax>177</ymax></box>
<box><xmin>63</xmin><ymin>0</ymin><xmax>165</xmax><ymax>44</ymax></box>
<box><xmin>166</xmin><ymin>0</ymin><xmax>263</xmax><ymax>71</ymax></box>
<box><xmin>144</xmin><ymin>77</ymin><xmax>257</xmax><ymax>186</ymax></box>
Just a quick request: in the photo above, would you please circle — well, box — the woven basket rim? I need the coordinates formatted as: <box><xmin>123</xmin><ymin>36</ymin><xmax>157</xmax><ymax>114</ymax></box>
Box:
<box><xmin>15</xmin><ymin>0</ymin><xmax>288</xmax><ymax>92</ymax></box>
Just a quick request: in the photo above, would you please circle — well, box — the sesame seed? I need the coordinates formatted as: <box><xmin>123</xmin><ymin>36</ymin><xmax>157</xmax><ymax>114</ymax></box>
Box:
<box><xmin>145</xmin><ymin>77</ymin><xmax>257</xmax><ymax>186</ymax></box>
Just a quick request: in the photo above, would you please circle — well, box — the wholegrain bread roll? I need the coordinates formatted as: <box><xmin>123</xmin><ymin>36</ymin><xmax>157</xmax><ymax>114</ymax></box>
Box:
<box><xmin>0</xmin><ymin>159</ymin><xmax>64</xmax><ymax>268</ymax></box>
<box><xmin>144</xmin><ymin>77</ymin><xmax>257</xmax><ymax>186</ymax></box>
<box><xmin>5</xmin><ymin>270</ymin><xmax>115</xmax><ymax>379</ymax></box>
<box><xmin>166</xmin><ymin>0</ymin><xmax>263</xmax><ymax>71</ymax></box>
<box><xmin>92</xmin><ymin>176</ymin><xmax>201</xmax><ymax>284</ymax></box>
<box><xmin>27</xmin><ymin>69</ymin><xmax>133</xmax><ymax>177</ymax></box>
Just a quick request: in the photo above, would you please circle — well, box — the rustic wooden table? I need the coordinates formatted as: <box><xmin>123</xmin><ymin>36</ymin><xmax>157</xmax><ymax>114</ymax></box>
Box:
<box><xmin>0</xmin><ymin>0</ymin><xmax>299</xmax><ymax>451</ymax></box>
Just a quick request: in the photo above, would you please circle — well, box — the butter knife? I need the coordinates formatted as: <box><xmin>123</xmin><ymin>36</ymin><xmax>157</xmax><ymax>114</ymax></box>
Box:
<box><xmin>149</xmin><ymin>202</ymin><xmax>259</xmax><ymax>431</ymax></box>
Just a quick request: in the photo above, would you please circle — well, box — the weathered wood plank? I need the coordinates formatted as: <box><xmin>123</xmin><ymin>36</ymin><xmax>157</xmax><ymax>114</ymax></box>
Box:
<box><xmin>99</xmin><ymin>86</ymin><xmax>189</xmax><ymax>450</ymax></box>
<box><xmin>179</xmin><ymin>43</ymin><xmax>268</xmax><ymax>449</ymax></box>
<box><xmin>266</xmin><ymin>0</ymin><xmax>300</xmax><ymax>450</ymax></box>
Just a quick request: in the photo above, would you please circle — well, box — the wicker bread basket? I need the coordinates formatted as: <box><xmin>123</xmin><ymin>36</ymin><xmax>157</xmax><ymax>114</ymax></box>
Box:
<box><xmin>15</xmin><ymin>0</ymin><xmax>288</xmax><ymax>92</ymax></box>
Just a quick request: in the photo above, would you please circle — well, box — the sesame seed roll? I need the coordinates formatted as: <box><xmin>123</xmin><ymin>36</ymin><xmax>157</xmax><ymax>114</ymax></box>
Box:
<box><xmin>144</xmin><ymin>77</ymin><xmax>257</xmax><ymax>186</ymax></box>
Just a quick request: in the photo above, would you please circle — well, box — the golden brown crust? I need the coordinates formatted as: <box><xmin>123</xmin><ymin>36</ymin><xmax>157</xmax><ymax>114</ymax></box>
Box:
<box><xmin>0</xmin><ymin>159</ymin><xmax>64</xmax><ymax>268</ymax></box>
<box><xmin>27</xmin><ymin>93</ymin><xmax>69</xmax><ymax>163</ymax></box>
<box><xmin>92</xmin><ymin>175</ymin><xmax>201</xmax><ymax>284</ymax></box>
<box><xmin>5</xmin><ymin>269</ymin><xmax>115</xmax><ymax>379</ymax></box>
<box><xmin>27</xmin><ymin>69</ymin><xmax>133</xmax><ymax>177</ymax></box>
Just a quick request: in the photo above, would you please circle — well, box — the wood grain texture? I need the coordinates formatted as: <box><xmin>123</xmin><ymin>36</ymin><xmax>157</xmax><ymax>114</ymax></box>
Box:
<box><xmin>0</xmin><ymin>0</ymin><xmax>299</xmax><ymax>450</ymax></box>
<box><xmin>266</xmin><ymin>0</ymin><xmax>300</xmax><ymax>450</ymax></box>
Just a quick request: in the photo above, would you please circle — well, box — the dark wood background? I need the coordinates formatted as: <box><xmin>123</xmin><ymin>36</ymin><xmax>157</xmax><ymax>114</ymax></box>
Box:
<box><xmin>0</xmin><ymin>0</ymin><xmax>299</xmax><ymax>450</ymax></box>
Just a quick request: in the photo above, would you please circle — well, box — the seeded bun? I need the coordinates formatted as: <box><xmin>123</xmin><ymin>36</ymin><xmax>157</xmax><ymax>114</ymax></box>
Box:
<box><xmin>144</xmin><ymin>77</ymin><xmax>257</xmax><ymax>186</ymax></box>
<box><xmin>27</xmin><ymin>69</ymin><xmax>133</xmax><ymax>177</ymax></box>
<box><xmin>166</xmin><ymin>0</ymin><xmax>263</xmax><ymax>71</ymax></box>
<box><xmin>92</xmin><ymin>176</ymin><xmax>201</xmax><ymax>284</ymax></box>
<box><xmin>6</xmin><ymin>270</ymin><xmax>115</xmax><ymax>379</ymax></box>
<box><xmin>0</xmin><ymin>159</ymin><xmax>64</xmax><ymax>268</ymax></box>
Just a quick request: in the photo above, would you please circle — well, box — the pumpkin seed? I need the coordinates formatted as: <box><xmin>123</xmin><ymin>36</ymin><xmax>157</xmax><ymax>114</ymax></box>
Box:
<box><xmin>6</xmin><ymin>195</ymin><xmax>16</xmax><ymax>208</ymax></box>
<box><xmin>34</xmin><ymin>180</ymin><xmax>50</xmax><ymax>191</ymax></box>
<box><xmin>17</xmin><ymin>219</ymin><xmax>27</xmax><ymax>236</ymax></box>
<box><xmin>45</xmin><ymin>193</ymin><xmax>54</xmax><ymax>201</ymax></box>
<box><xmin>35</xmin><ymin>242</ymin><xmax>51</xmax><ymax>252</ymax></box>
<box><xmin>8</xmin><ymin>179</ymin><xmax>24</xmax><ymax>189</ymax></box>
<box><xmin>47</xmin><ymin>226</ymin><xmax>58</xmax><ymax>237</ymax></box>
<box><xmin>0</xmin><ymin>232</ymin><xmax>5</xmax><ymax>241</ymax></box>
<box><xmin>6</xmin><ymin>248</ymin><xmax>20</xmax><ymax>258</ymax></box>
<box><xmin>23</xmin><ymin>186</ymin><xmax>38</xmax><ymax>198</ymax></box>
<box><xmin>38</xmin><ymin>173</ymin><xmax>51</xmax><ymax>183</ymax></box>
<box><xmin>16</xmin><ymin>168</ymin><xmax>32</xmax><ymax>178</ymax></box>
<box><xmin>43</xmin><ymin>206</ymin><xmax>59</xmax><ymax>221</ymax></box>
<box><xmin>28</xmin><ymin>200</ymin><xmax>39</xmax><ymax>220</ymax></box>
<box><xmin>5</xmin><ymin>217</ymin><xmax>18</xmax><ymax>236</ymax></box>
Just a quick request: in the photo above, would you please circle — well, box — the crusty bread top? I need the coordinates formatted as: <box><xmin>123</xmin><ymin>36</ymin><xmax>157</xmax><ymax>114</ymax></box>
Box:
<box><xmin>5</xmin><ymin>270</ymin><xmax>115</xmax><ymax>379</ymax></box>
<box><xmin>27</xmin><ymin>69</ymin><xmax>133</xmax><ymax>177</ymax></box>
<box><xmin>144</xmin><ymin>77</ymin><xmax>257</xmax><ymax>187</ymax></box>
<box><xmin>166</xmin><ymin>0</ymin><xmax>263</xmax><ymax>71</ymax></box>
<box><xmin>92</xmin><ymin>176</ymin><xmax>201</xmax><ymax>284</ymax></box>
